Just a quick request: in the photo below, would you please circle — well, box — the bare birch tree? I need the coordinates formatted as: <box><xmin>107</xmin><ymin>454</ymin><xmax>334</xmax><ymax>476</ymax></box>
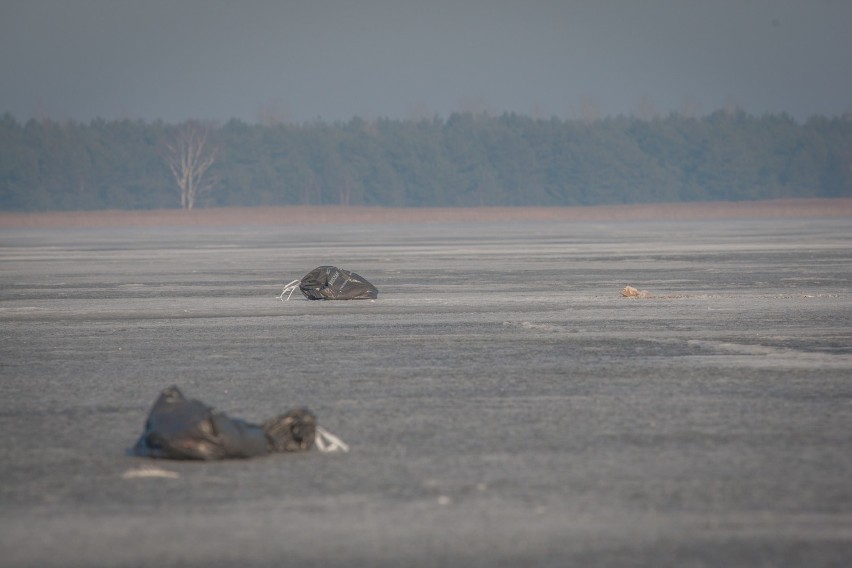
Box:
<box><xmin>166</xmin><ymin>121</ymin><xmax>218</xmax><ymax>210</ymax></box>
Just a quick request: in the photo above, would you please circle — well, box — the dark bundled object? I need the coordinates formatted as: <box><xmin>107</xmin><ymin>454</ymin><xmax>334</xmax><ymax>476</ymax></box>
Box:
<box><xmin>132</xmin><ymin>386</ymin><xmax>347</xmax><ymax>460</ymax></box>
<box><xmin>279</xmin><ymin>266</ymin><xmax>378</xmax><ymax>301</ymax></box>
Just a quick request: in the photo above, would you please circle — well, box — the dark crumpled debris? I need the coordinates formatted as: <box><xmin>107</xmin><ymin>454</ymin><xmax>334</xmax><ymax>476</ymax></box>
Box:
<box><xmin>132</xmin><ymin>386</ymin><xmax>316</xmax><ymax>460</ymax></box>
<box><xmin>286</xmin><ymin>266</ymin><xmax>378</xmax><ymax>300</ymax></box>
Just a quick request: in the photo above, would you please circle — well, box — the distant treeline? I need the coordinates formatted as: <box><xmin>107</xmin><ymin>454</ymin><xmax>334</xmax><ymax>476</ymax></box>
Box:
<box><xmin>1</xmin><ymin>110</ymin><xmax>850</xmax><ymax>211</ymax></box>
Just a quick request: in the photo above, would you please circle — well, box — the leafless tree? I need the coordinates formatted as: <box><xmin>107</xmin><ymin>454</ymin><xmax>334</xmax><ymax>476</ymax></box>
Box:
<box><xmin>166</xmin><ymin>121</ymin><xmax>218</xmax><ymax>210</ymax></box>
<box><xmin>574</xmin><ymin>96</ymin><xmax>601</xmax><ymax>124</ymax></box>
<box><xmin>633</xmin><ymin>96</ymin><xmax>659</xmax><ymax>121</ymax></box>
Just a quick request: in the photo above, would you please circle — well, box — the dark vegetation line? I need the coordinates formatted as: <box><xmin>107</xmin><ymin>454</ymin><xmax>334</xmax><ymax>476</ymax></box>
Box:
<box><xmin>1</xmin><ymin>110</ymin><xmax>850</xmax><ymax>212</ymax></box>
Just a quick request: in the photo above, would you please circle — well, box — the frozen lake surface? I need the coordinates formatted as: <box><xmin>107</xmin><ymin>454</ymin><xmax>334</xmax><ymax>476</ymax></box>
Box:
<box><xmin>2</xmin><ymin>218</ymin><xmax>851</xmax><ymax>567</ymax></box>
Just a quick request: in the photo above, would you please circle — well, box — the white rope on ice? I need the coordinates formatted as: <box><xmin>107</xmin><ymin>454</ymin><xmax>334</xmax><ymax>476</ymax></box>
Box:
<box><xmin>277</xmin><ymin>279</ymin><xmax>301</xmax><ymax>301</ymax></box>
<box><xmin>315</xmin><ymin>425</ymin><xmax>350</xmax><ymax>453</ymax></box>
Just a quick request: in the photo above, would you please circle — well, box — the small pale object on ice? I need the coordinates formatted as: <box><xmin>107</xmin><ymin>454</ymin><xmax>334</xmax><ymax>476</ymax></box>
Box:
<box><xmin>122</xmin><ymin>465</ymin><xmax>180</xmax><ymax>479</ymax></box>
<box><xmin>621</xmin><ymin>285</ymin><xmax>652</xmax><ymax>298</ymax></box>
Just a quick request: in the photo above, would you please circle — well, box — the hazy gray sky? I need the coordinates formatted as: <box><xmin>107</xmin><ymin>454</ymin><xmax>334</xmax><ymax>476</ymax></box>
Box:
<box><xmin>1</xmin><ymin>0</ymin><xmax>850</xmax><ymax>123</ymax></box>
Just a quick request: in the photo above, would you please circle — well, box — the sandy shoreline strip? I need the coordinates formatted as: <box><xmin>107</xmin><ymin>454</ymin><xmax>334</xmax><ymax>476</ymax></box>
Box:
<box><xmin>1</xmin><ymin>198</ymin><xmax>851</xmax><ymax>229</ymax></box>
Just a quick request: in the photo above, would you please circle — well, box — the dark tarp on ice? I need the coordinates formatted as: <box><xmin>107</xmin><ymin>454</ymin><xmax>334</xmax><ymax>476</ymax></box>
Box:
<box><xmin>289</xmin><ymin>266</ymin><xmax>378</xmax><ymax>300</ymax></box>
<box><xmin>132</xmin><ymin>386</ymin><xmax>317</xmax><ymax>460</ymax></box>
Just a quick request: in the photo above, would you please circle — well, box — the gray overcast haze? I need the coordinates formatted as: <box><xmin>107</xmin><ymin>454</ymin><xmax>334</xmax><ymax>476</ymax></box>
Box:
<box><xmin>1</xmin><ymin>0</ymin><xmax>850</xmax><ymax>124</ymax></box>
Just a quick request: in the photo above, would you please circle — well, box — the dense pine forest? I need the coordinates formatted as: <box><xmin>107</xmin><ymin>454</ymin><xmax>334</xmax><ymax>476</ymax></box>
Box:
<box><xmin>1</xmin><ymin>110</ymin><xmax>850</xmax><ymax>211</ymax></box>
